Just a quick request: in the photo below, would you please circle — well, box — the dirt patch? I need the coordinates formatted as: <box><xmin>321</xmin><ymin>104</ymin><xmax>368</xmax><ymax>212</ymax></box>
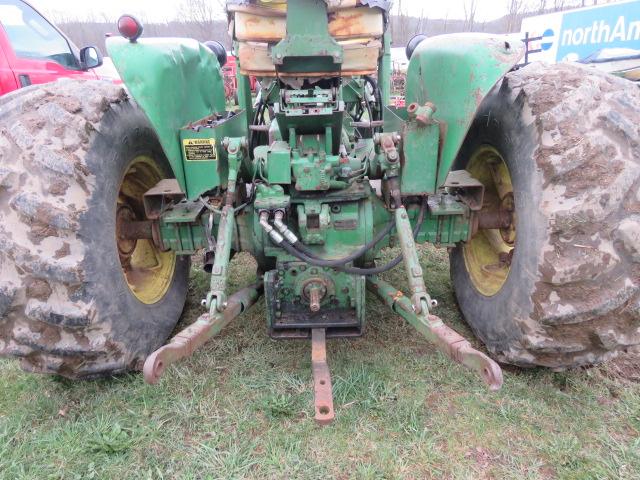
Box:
<box><xmin>605</xmin><ymin>350</ymin><xmax>640</xmax><ymax>382</ymax></box>
<box><xmin>48</xmin><ymin>179</ymin><xmax>70</xmax><ymax>197</ymax></box>
<box><xmin>26</xmin><ymin>279</ymin><xmax>52</xmax><ymax>302</ymax></box>
<box><xmin>54</xmin><ymin>242</ymin><xmax>71</xmax><ymax>259</ymax></box>
<box><xmin>465</xmin><ymin>446</ymin><xmax>498</xmax><ymax>471</ymax></box>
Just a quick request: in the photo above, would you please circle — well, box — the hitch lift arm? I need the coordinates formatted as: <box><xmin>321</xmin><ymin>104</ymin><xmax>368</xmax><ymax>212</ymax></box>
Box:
<box><xmin>367</xmin><ymin>206</ymin><xmax>503</xmax><ymax>391</ymax></box>
<box><xmin>143</xmin><ymin>138</ymin><xmax>265</xmax><ymax>384</ymax></box>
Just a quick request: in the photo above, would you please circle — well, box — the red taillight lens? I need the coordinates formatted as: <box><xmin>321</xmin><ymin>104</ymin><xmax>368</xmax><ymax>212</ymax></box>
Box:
<box><xmin>117</xmin><ymin>15</ymin><xmax>143</xmax><ymax>42</ymax></box>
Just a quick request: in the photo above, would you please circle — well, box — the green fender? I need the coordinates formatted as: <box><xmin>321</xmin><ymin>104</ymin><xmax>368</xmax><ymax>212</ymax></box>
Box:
<box><xmin>106</xmin><ymin>37</ymin><xmax>226</xmax><ymax>192</ymax></box>
<box><xmin>405</xmin><ymin>34</ymin><xmax>523</xmax><ymax>188</ymax></box>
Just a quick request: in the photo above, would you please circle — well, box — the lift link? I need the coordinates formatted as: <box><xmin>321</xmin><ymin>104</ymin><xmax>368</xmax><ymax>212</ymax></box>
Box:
<box><xmin>367</xmin><ymin>277</ymin><xmax>503</xmax><ymax>390</ymax></box>
<box><xmin>395</xmin><ymin>206</ymin><xmax>432</xmax><ymax>314</ymax></box>
<box><xmin>143</xmin><ymin>283</ymin><xmax>263</xmax><ymax>384</ymax></box>
<box><xmin>206</xmin><ymin>205</ymin><xmax>235</xmax><ymax>313</ymax></box>
<box><xmin>383</xmin><ymin>205</ymin><xmax>503</xmax><ymax>390</ymax></box>
<box><xmin>143</xmin><ymin>136</ymin><xmax>255</xmax><ymax>384</ymax></box>
<box><xmin>206</xmin><ymin>136</ymin><xmax>245</xmax><ymax>312</ymax></box>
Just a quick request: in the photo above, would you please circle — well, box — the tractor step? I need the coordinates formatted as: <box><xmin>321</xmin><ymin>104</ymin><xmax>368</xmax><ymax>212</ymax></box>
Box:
<box><xmin>311</xmin><ymin>329</ymin><xmax>335</xmax><ymax>426</ymax></box>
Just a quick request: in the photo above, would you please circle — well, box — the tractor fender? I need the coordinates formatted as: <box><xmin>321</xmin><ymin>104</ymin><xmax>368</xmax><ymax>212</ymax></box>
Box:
<box><xmin>107</xmin><ymin>37</ymin><xmax>227</xmax><ymax>192</ymax></box>
<box><xmin>405</xmin><ymin>34</ymin><xmax>524</xmax><ymax>188</ymax></box>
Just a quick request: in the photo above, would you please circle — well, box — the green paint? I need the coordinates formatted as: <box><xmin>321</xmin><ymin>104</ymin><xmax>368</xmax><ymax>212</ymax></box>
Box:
<box><xmin>405</xmin><ymin>34</ymin><xmax>523</xmax><ymax>187</ymax></box>
<box><xmin>270</xmin><ymin>0</ymin><xmax>343</xmax><ymax>75</ymax></box>
<box><xmin>158</xmin><ymin>202</ymin><xmax>208</xmax><ymax>253</ymax></box>
<box><xmin>179</xmin><ymin>112</ymin><xmax>247</xmax><ymax>199</ymax></box>
<box><xmin>296</xmin><ymin>202</ymin><xmax>331</xmax><ymax>245</ymax></box>
<box><xmin>111</xmin><ymin>1</ymin><xmax>514</xmax><ymax>350</ymax></box>
<box><xmin>264</xmin><ymin>263</ymin><xmax>366</xmax><ymax>337</ymax></box>
<box><xmin>264</xmin><ymin>142</ymin><xmax>292</xmax><ymax>185</ymax></box>
<box><xmin>206</xmin><ymin>205</ymin><xmax>236</xmax><ymax>311</ymax></box>
<box><xmin>107</xmin><ymin>37</ymin><xmax>226</xmax><ymax>192</ymax></box>
<box><xmin>379</xmin><ymin>31</ymin><xmax>392</xmax><ymax>106</ymax></box>
<box><xmin>401</xmin><ymin>122</ymin><xmax>439</xmax><ymax>195</ymax></box>
<box><xmin>235</xmin><ymin>52</ymin><xmax>253</xmax><ymax>132</ymax></box>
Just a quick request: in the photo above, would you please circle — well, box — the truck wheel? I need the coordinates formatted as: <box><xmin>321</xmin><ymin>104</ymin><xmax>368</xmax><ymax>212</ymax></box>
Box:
<box><xmin>0</xmin><ymin>80</ymin><xmax>190</xmax><ymax>378</ymax></box>
<box><xmin>450</xmin><ymin>63</ymin><xmax>640</xmax><ymax>369</ymax></box>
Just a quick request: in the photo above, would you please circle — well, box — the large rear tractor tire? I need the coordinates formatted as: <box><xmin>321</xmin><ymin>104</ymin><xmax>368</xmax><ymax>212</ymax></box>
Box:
<box><xmin>451</xmin><ymin>63</ymin><xmax>640</xmax><ymax>369</ymax></box>
<box><xmin>0</xmin><ymin>80</ymin><xmax>190</xmax><ymax>378</ymax></box>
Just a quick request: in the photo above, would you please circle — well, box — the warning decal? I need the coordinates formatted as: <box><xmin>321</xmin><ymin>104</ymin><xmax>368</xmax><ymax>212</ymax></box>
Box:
<box><xmin>183</xmin><ymin>138</ymin><xmax>217</xmax><ymax>161</ymax></box>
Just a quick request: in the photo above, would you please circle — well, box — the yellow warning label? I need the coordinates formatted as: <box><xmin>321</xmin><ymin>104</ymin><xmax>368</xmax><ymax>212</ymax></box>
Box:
<box><xmin>183</xmin><ymin>138</ymin><xmax>216</xmax><ymax>161</ymax></box>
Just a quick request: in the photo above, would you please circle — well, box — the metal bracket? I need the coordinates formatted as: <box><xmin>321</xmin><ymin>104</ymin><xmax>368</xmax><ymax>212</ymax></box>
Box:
<box><xmin>143</xmin><ymin>179</ymin><xmax>185</xmax><ymax>220</ymax></box>
<box><xmin>311</xmin><ymin>329</ymin><xmax>335</xmax><ymax>425</ymax></box>
<box><xmin>444</xmin><ymin>170</ymin><xmax>485</xmax><ymax>211</ymax></box>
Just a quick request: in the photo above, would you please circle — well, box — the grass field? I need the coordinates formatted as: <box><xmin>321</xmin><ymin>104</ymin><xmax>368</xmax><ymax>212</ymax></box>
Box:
<box><xmin>0</xmin><ymin>246</ymin><xmax>639</xmax><ymax>479</ymax></box>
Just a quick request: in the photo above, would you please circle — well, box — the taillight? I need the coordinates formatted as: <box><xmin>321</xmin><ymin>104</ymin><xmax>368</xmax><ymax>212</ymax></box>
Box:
<box><xmin>117</xmin><ymin>15</ymin><xmax>143</xmax><ymax>43</ymax></box>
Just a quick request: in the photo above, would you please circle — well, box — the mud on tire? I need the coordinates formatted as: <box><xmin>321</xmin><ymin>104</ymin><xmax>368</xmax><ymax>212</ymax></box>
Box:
<box><xmin>451</xmin><ymin>63</ymin><xmax>640</xmax><ymax>369</ymax></box>
<box><xmin>0</xmin><ymin>80</ymin><xmax>190</xmax><ymax>378</ymax></box>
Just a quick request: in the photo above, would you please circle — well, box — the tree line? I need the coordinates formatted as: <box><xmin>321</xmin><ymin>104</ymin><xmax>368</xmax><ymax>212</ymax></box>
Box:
<box><xmin>53</xmin><ymin>0</ymin><xmax>623</xmax><ymax>54</ymax></box>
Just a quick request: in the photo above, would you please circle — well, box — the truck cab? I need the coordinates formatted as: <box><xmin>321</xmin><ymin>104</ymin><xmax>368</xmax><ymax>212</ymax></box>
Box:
<box><xmin>0</xmin><ymin>0</ymin><xmax>103</xmax><ymax>95</ymax></box>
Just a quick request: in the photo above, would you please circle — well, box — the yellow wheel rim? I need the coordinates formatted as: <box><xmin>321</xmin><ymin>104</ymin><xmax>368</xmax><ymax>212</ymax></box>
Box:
<box><xmin>463</xmin><ymin>146</ymin><xmax>516</xmax><ymax>297</ymax></box>
<box><xmin>117</xmin><ymin>156</ymin><xmax>176</xmax><ymax>305</ymax></box>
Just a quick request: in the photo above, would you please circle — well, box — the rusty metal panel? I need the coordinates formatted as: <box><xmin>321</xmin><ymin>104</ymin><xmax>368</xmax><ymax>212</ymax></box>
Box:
<box><xmin>229</xmin><ymin>0</ymin><xmax>361</xmax><ymax>15</ymax></box>
<box><xmin>238</xmin><ymin>39</ymin><xmax>381</xmax><ymax>77</ymax></box>
<box><xmin>328</xmin><ymin>7</ymin><xmax>383</xmax><ymax>39</ymax></box>
<box><xmin>311</xmin><ymin>329</ymin><xmax>335</xmax><ymax>425</ymax></box>
<box><xmin>235</xmin><ymin>7</ymin><xmax>383</xmax><ymax>42</ymax></box>
<box><xmin>235</xmin><ymin>12</ymin><xmax>285</xmax><ymax>43</ymax></box>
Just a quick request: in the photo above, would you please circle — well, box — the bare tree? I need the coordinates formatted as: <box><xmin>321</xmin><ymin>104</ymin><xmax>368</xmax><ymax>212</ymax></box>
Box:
<box><xmin>463</xmin><ymin>0</ymin><xmax>478</xmax><ymax>32</ymax></box>
<box><xmin>553</xmin><ymin>0</ymin><xmax>567</xmax><ymax>11</ymax></box>
<box><xmin>415</xmin><ymin>8</ymin><xmax>428</xmax><ymax>35</ymax></box>
<box><xmin>395</xmin><ymin>0</ymin><xmax>408</xmax><ymax>46</ymax></box>
<box><xmin>506</xmin><ymin>0</ymin><xmax>529</xmax><ymax>33</ymax></box>
<box><xmin>536</xmin><ymin>0</ymin><xmax>547</xmax><ymax>13</ymax></box>
<box><xmin>179</xmin><ymin>0</ymin><xmax>225</xmax><ymax>41</ymax></box>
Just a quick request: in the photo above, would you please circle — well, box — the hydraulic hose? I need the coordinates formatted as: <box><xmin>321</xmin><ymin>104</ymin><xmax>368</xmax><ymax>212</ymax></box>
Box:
<box><xmin>280</xmin><ymin>199</ymin><xmax>428</xmax><ymax>276</ymax></box>
<box><xmin>335</xmin><ymin>199</ymin><xmax>427</xmax><ymax>275</ymax></box>
<box><xmin>292</xmin><ymin>216</ymin><xmax>396</xmax><ymax>267</ymax></box>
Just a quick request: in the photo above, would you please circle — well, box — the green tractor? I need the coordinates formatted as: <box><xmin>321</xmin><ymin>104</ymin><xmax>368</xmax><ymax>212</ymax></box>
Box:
<box><xmin>1</xmin><ymin>0</ymin><xmax>639</xmax><ymax>424</ymax></box>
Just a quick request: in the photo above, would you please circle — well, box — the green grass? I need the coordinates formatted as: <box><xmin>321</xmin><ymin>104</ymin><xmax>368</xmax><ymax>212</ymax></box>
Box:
<box><xmin>1</xmin><ymin>246</ymin><xmax>639</xmax><ymax>479</ymax></box>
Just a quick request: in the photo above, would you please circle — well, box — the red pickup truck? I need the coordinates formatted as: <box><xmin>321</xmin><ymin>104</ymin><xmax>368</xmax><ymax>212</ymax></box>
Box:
<box><xmin>0</xmin><ymin>0</ymin><xmax>104</xmax><ymax>95</ymax></box>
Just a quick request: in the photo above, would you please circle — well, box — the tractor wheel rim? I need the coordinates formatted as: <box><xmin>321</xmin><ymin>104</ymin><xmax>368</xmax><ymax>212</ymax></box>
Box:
<box><xmin>117</xmin><ymin>156</ymin><xmax>176</xmax><ymax>305</ymax></box>
<box><xmin>463</xmin><ymin>146</ymin><xmax>516</xmax><ymax>297</ymax></box>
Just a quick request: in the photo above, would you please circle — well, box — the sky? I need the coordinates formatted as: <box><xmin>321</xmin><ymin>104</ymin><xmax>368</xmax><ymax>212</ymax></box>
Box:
<box><xmin>29</xmin><ymin>0</ymin><xmax>514</xmax><ymax>24</ymax></box>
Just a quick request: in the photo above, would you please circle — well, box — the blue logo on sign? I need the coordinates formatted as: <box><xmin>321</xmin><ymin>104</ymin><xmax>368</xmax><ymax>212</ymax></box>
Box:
<box><xmin>556</xmin><ymin>1</ymin><xmax>640</xmax><ymax>61</ymax></box>
<box><xmin>541</xmin><ymin>28</ymin><xmax>554</xmax><ymax>50</ymax></box>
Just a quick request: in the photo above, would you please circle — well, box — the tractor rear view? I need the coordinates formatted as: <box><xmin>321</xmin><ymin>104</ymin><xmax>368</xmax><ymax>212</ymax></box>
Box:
<box><xmin>1</xmin><ymin>0</ymin><xmax>639</xmax><ymax>425</ymax></box>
